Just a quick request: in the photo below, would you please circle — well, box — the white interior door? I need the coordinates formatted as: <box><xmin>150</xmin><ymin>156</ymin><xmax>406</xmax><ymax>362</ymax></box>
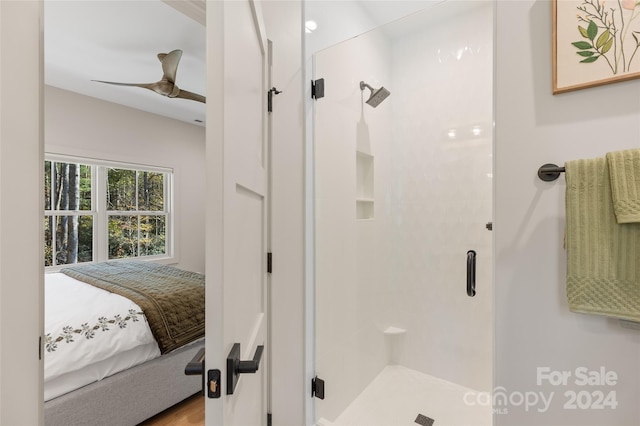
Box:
<box><xmin>205</xmin><ymin>0</ymin><xmax>269</xmax><ymax>424</ymax></box>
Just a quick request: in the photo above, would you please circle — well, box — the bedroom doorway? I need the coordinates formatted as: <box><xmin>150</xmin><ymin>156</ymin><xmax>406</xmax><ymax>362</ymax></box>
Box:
<box><xmin>42</xmin><ymin>1</ymin><xmax>209</xmax><ymax>424</ymax></box>
<box><xmin>39</xmin><ymin>2</ymin><xmax>306</xmax><ymax>423</ymax></box>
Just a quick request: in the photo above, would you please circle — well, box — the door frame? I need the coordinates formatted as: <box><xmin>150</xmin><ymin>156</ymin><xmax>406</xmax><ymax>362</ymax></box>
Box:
<box><xmin>0</xmin><ymin>1</ymin><xmax>45</xmax><ymax>424</ymax></box>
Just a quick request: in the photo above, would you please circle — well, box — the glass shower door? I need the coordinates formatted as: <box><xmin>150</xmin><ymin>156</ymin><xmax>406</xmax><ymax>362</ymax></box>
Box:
<box><xmin>312</xmin><ymin>2</ymin><xmax>494</xmax><ymax>425</ymax></box>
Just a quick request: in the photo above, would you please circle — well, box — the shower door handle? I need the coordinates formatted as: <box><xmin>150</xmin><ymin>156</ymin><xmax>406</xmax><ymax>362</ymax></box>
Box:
<box><xmin>466</xmin><ymin>250</ymin><xmax>476</xmax><ymax>297</ymax></box>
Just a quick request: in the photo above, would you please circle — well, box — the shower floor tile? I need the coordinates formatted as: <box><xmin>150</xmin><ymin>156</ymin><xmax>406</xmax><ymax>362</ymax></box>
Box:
<box><xmin>319</xmin><ymin>365</ymin><xmax>492</xmax><ymax>426</ymax></box>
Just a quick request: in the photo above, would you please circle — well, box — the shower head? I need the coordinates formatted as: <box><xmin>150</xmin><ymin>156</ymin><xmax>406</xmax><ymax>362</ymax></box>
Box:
<box><xmin>360</xmin><ymin>81</ymin><xmax>391</xmax><ymax>108</ymax></box>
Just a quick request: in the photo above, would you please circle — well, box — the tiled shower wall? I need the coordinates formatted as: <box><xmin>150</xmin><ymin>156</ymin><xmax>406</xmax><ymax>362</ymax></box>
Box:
<box><xmin>387</xmin><ymin>1</ymin><xmax>493</xmax><ymax>392</ymax></box>
<box><xmin>314</xmin><ymin>2</ymin><xmax>493</xmax><ymax>421</ymax></box>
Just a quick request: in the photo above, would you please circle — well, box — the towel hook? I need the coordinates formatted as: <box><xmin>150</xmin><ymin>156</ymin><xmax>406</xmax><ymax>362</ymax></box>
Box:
<box><xmin>538</xmin><ymin>163</ymin><xmax>566</xmax><ymax>182</ymax></box>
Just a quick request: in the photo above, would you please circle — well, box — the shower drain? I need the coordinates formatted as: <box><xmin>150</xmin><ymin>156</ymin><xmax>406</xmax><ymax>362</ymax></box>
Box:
<box><xmin>414</xmin><ymin>413</ymin><xmax>435</xmax><ymax>426</ymax></box>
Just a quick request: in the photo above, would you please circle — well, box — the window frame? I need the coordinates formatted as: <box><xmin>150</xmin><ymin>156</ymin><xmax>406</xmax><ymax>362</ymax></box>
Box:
<box><xmin>45</xmin><ymin>153</ymin><xmax>174</xmax><ymax>270</ymax></box>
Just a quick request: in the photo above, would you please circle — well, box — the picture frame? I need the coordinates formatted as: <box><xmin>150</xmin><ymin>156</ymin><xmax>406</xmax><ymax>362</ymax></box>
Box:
<box><xmin>553</xmin><ymin>0</ymin><xmax>640</xmax><ymax>94</ymax></box>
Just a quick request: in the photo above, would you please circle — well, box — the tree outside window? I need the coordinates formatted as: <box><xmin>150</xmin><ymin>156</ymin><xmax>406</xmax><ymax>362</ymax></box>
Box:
<box><xmin>44</xmin><ymin>161</ymin><xmax>92</xmax><ymax>267</ymax></box>
<box><xmin>44</xmin><ymin>157</ymin><xmax>172</xmax><ymax>268</ymax></box>
<box><xmin>107</xmin><ymin>168</ymin><xmax>167</xmax><ymax>259</ymax></box>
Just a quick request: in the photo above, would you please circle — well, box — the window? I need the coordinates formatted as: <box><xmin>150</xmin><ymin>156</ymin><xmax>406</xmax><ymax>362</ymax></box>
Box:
<box><xmin>44</xmin><ymin>161</ymin><xmax>93</xmax><ymax>266</ymax></box>
<box><xmin>45</xmin><ymin>155</ymin><xmax>172</xmax><ymax>268</ymax></box>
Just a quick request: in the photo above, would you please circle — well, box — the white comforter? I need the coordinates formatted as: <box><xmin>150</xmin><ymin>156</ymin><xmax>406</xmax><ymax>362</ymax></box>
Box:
<box><xmin>45</xmin><ymin>272</ymin><xmax>161</xmax><ymax>400</ymax></box>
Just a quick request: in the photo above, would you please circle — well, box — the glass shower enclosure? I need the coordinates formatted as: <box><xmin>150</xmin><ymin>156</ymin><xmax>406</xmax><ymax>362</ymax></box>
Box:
<box><xmin>312</xmin><ymin>1</ymin><xmax>494</xmax><ymax>424</ymax></box>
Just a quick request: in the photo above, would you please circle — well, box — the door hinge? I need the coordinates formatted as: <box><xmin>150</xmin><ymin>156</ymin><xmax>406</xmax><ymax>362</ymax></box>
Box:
<box><xmin>267</xmin><ymin>413</ymin><xmax>272</xmax><ymax>426</ymax></box>
<box><xmin>267</xmin><ymin>87</ymin><xmax>282</xmax><ymax>113</ymax></box>
<box><xmin>312</xmin><ymin>375</ymin><xmax>325</xmax><ymax>399</ymax></box>
<box><xmin>39</xmin><ymin>336</ymin><xmax>42</xmax><ymax>360</ymax></box>
<box><xmin>486</xmin><ymin>222</ymin><xmax>493</xmax><ymax>231</ymax></box>
<box><xmin>311</xmin><ymin>78</ymin><xmax>325</xmax><ymax>100</ymax></box>
<box><xmin>267</xmin><ymin>252</ymin><xmax>272</xmax><ymax>274</ymax></box>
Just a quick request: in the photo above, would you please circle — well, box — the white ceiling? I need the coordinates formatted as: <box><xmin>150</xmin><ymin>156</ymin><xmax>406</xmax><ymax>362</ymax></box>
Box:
<box><xmin>44</xmin><ymin>0</ymin><xmax>436</xmax><ymax>129</ymax></box>
<box><xmin>45</xmin><ymin>0</ymin><xmax>206</xmax><ymax>127</ymax></box>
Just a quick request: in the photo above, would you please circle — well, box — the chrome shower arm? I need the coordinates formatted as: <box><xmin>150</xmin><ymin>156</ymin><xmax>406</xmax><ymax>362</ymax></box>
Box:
<box><xmin>360</xmin><ymin>81</ymin><xmax>374</xmax><ymax>92</ymax></box>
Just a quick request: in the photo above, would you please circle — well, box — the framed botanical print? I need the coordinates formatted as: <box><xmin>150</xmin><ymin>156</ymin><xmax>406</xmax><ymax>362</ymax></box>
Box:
<box><xmin>553</xmin><ymin>0</ymin><xmax>640</xmax><ymax>93</ymax></box>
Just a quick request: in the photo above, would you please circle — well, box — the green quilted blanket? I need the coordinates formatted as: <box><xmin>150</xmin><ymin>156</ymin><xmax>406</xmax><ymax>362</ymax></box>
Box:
<box><xmin>61</xmin><ymin>261</ymin><xmax>205</xmax><ymax>354</ymax></box>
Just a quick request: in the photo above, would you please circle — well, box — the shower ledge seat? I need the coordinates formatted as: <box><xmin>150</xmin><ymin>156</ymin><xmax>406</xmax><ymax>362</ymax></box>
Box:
<box><xmin>383</xmin><ymin>326</ymin><xmax>406</xmax><ymax>335</ymax></box>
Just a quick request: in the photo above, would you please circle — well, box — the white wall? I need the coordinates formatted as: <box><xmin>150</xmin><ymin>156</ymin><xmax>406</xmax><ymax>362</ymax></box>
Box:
<box><xmin>495</xmin><ymin>1</ymin><xmax>640</xmax><ymax>425</ymax></box>
<box><xmin>44</xmin><ymin>85</ymin><xmax>206</xmax><ymax>273</ymax></box>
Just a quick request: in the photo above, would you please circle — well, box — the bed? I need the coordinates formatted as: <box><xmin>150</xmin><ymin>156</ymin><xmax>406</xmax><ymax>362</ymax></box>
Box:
<box><xmin>43</xmin><ymin>261</ymin><xmax>206</xmax><ymax>426</ymax></box>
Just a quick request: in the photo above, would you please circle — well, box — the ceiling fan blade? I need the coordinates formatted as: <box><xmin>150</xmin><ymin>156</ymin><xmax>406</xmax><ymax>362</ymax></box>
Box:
<box><xmin>158</xmin><ymin>49</ymin><xmax>183</xmax><ymax>84</ymax></box>
<box><xmin>92</xmin><ymin>50</ymin><xmax>201</xmax><ymax>103</ymax></box>
<box><xmin>93</xmin><ymin>79</ymin><xmax>179</xmax><ymax>98</ymax></box>
<box><xmin>92</xmin><ymin>80</ymin><xmax>152</xmax><ymax>89</ymax></box>
<box><xmin>175</xmin><ymin>89</ymin><xmax>206</xmax><ymax>103</ymax></box>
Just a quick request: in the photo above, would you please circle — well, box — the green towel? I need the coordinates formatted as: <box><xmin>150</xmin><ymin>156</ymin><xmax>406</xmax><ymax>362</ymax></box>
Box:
<box><xmin>606</xmin><ymin>148</ymin><xmax>640</xmax><ymax>223</ymax></box>
<box><xmin>565</xmin><ymin>157</ymin><xmax>640</xmax><ymax>321</ymax></box>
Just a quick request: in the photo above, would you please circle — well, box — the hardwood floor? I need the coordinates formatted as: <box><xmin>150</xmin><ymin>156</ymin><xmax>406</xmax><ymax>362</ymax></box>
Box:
<box><xmin>138</xmin><ymin>393</ymin><xmax>204</xmax><ymax>426</ymax></box>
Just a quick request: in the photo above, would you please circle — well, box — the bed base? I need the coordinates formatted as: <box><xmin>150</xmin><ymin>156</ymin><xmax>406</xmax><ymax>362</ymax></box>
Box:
<box><xmin>44</xmin><ymin>339</ymin><xmax>204</xmax><ymax>426</ymax></box>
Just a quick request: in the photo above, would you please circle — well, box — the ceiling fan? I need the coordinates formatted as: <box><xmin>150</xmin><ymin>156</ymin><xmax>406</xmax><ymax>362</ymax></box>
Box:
<box><xmin>92</xmin><ymin>49</ymin><xmax>205</xmax><ymax>103</ymax></box>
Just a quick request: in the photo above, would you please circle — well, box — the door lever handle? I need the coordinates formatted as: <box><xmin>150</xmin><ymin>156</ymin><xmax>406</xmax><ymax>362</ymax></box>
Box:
<box><xmin>185</xmin><ymin>348</ymin><xmax>205</xmax><ymax>376</ymax></box>
<box><xmin>238</xmin><ymin>344</ymin><xmax>264</xmax><ymax>374</ymax></box>
<box><xmin>227</xmin><ymin>343</ymin><xmax>264</xmax><ymax>395</ymax></box>
<box><xmin>184</xmin><ymin>348</ymin><xmax>208</xmax><ymax>396</ymax></box>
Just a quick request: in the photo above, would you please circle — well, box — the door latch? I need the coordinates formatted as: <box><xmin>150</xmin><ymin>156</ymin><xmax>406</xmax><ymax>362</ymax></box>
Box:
<box><xmin>184</xmin><ymin>348</ymin><xmax>221</xmax><ymax>398</ymax></box>
<box><xmin>208</xmin><ymin>369</ymin><xmax>221</xmax><ymax>398</ymax></box>
<box><xmin>268</xmin><ymin>87</ymin><xmax>282</xmax><ymax>112</ymax></box>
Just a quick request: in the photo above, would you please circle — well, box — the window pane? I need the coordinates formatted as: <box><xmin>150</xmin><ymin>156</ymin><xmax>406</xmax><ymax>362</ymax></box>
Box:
<box><xmin>55</xmin><ymin>215</ymin><xmax>93</xmax><ymax>265</ymax></box>
<box><xmin>51</xmin><ymin>162</ymin><xmax>91</xmax><ymax>211</ymax></box>
<box><xmin>140</xmin><ymin>215</ymin><xmax>166</xmax><ymax>256</ymax></box>
<box><xmin>138</xmin><ymin>171</ymin><xmax>164</xmax><ymax>211</ymax></box>
<box><xmin>45</xmin><ymin>217</ymin><xmax>53</xmax><ymax>266</ymax></box>
<box><xmin>107</xmin><ymin>168</ymin><xmax>136</xmax><ymax>211</ymax></box>
<box><xmin>45</xmin><ymin>161</ymin><xmax>51</xmax><ymax>210</ymax></box>
<box><xmin>109</xmin><ymin>215</ymin><xmax>138</xmax><ymax>259</ymax></box>
<box><xmin>77</xmin><ymin>216</ymin><xmax>93</xmax><ymax>262</ymax></box>
<box><xmin>79</xmin><ymin>165</ymin><xmax>92</xmax><ymax>210</ymax></box>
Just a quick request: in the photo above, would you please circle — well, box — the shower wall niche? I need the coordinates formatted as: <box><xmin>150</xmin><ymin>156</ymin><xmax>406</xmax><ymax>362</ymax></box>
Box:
<box><xmin>356</xmin><ymin>151</ymin><xmax>374</xmax><ymax>219</ymax></box>
<box><xmin>314</xmin><ymin>2</ymin><xmax>493</xmax><ymax>423</ymax></box>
